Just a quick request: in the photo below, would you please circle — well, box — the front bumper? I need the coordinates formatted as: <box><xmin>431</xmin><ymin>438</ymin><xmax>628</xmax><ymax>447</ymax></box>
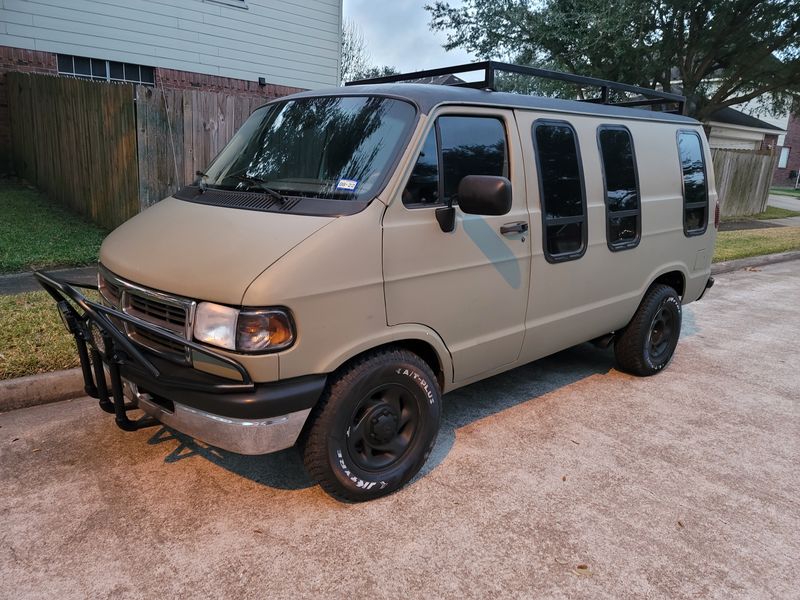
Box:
<box><xmin>34</xmin><ymin>270</ymin><xmax>325</xmax><ymax>455</ymax></box>
<box><xmin>126</xmin><ymin>381</ymin><xmax>311</xmax><ymax>455</ymax></box>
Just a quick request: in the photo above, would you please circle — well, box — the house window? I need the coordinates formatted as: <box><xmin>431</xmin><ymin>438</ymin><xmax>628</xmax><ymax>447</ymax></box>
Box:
<box><xmin>779</xmin><ymin>147</ymin><xmax>790</xmax><ymax>169</ymax></box>
<box><xmin>403</xmin><ymin>116</ymin><xmax>508</xmax><ymax>207</ymax></box>
<box><xmin>532</xmin><ymin>120</ymin><xmax>587</xmax><ymax>261</ymax></box>
<box><xmin>57</xmin><ymin>54</ymin><xmax>155</xmax><ymax>85</ymax></box>
<box><xmin>598</xmin><ymin>126</ymin><xmax>641</xmax><ymax>251</ymax></box>
<box><xmin>677</xmin><ymin>131</ymin><xmax>708</xmax><ymax>236</ymax></box>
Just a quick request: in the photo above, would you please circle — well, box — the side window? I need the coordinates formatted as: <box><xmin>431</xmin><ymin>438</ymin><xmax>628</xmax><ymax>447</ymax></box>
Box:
<box><xmin>532</xmin><ymin>121</ymin><xmax>587</xmax><ymax>261</ymax></box>
<box><xmin>403</xmin><ymin>116</ymin><xmax>507</xmax><ymax>207</ymax></box>
<box><xmin>598</xmin><ymin>126</ymin><xmax>640</xmax><ymax>250</ymax></box>
<box><xmin>677</xmin><ymin>131</ymin><xmax>708</xmax><ymax>235</ymax></box>
<box><xmin>402</xmin><ymin>128</ymin><xmax>440</xmax><ymax>206</ymax></box>
<box><xmin>439</xmin><ymin>116</ymin><xmax>507</xmax><ymax>203</ymax></box>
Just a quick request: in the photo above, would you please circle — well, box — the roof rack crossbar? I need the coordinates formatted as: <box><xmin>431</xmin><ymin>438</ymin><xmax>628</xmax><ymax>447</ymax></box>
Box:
<box><xmin>345</xmin><ymin>60</ymin><xmax>686</xmax><ymax>115</ymax></box>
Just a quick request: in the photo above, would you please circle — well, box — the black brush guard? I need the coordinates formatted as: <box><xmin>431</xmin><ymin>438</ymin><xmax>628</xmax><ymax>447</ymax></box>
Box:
<box><xmin>34</xmin><ymin>270</ymin><xmax>255</xmax><ymax>432</ymax></box>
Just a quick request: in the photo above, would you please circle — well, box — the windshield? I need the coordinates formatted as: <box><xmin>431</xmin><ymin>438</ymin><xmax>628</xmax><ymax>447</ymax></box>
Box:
<box><xmin>201</xmin><ymin>96</ymin><xmax>416</xmax><ymax>201</ymax></box>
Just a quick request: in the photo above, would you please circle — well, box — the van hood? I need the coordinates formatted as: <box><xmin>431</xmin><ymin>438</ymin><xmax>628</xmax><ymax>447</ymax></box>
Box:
<box><xmin>99</xmin><ymin>197</ymin><xmax>334</xmax><ymax>305</ymax></box>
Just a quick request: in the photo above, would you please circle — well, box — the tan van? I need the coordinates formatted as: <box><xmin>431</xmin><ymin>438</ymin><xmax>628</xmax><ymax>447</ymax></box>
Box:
<box><xmin>37</xmin><ymin>62</ymin><xmax>717</xmax><ymax>501</ymax></box>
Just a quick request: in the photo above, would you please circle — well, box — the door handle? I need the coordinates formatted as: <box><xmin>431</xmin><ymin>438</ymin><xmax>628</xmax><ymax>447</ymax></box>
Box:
<box><xmin>500</xmin><ymin>221</ymin><xmax>529</xmax><ymax>235</ymax></box>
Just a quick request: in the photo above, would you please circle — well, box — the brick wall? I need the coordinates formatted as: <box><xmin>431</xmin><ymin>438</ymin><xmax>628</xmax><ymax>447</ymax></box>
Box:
<box><xmin>155</xmin><ymin>68</ymin><xmax>303</xmax><ymax>99</ymax></box>
<box><xmin>0</xmin><ymin>47</ymin><xmax>58</xmax><ymax>171</ymax></box>
<box><xmin>773</xmin><ymin>112</ymin><xmax>800</xmax><ymax>188</ymax></box>
<box><xmin>0</xmin><ymin>45</ymin><xmax>306</xmax><ymax>173</ymax></box>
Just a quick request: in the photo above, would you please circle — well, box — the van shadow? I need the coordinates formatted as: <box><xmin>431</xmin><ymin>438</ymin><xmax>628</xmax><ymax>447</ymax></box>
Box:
<box><xmin>146</xmin><ymin>343</ymin><xmax>617</xmax><ymax>492</ymax></box>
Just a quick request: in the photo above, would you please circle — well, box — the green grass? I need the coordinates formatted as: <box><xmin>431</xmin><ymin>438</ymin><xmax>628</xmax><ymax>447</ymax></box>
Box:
<box><xmin>0</xmin><ymin>291</ymin><xmax>81</xmax><ymax>379</ymax></box>
<box><xmin>713</xmin><ymin>226</ymin><xmax>800</xmax><ymax>262</ymax></box>
<box><xmin>722</xmin><ymin>205</ymin><xmax>800</xmax><ymax>222</ymax></box>
<box><xmin>750</xmin><ymin>206</ymin><xmax>800</xmax><ymax>220</ymax></box>
<box><xmin>770</xmin><ymin>187</ymin><xmax>800</xmax><ymax>198</ymax></box>
<box><xmin>0</xmin><ymin>181</ymin><xmax>106</xmax><ymax>273</ymax></box>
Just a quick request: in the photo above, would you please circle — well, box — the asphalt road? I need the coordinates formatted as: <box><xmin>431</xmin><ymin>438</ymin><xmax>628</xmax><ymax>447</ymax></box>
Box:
<box><xmin>1</xmin><ymin>262</ymin><xmax>799</xmax><ymax>599</ymax></box>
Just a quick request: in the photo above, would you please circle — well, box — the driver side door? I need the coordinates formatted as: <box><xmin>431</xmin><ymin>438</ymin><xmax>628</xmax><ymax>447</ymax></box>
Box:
<box><xmin>383</xmin><ymin>107</ymin><xmax>531</xmax><ymax>384</ymax></box>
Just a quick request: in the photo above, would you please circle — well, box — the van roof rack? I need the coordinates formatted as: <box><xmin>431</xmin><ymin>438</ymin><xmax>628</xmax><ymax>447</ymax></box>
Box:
<box><xmin>345</xmin><ymin>60</ymin><xmax>686</xmax><ymax>115</ymax></box>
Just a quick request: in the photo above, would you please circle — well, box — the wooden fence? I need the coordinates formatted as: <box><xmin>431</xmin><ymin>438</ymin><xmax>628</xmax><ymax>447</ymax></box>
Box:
<box><xmin>7</xmin><ymin>73</ymin><xmax>270</xmax><ymax>228</ymax></box>
<box><xmin>7</xmin><ymin>72</ymin><xmax>139</xmax><ymax>229</ymax></box>
<box><xmin>135</xmin><ymin>85</ymin><xmax>266</xmax><ymax>207</ymax></box>
<box><xmin>712</xmin><ymin>148</ymin><xmax>778</xmax><ymax>218</ymax></box>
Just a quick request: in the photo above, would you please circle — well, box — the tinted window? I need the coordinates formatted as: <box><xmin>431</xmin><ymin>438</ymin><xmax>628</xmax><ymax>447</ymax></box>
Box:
<box><xmin>141</xmin><ymin>66</ymin><xmax>155</xmax><ymax>85</ymax></box>
<box><xmin>533</xmin><ymin>122</ymin><xmax>586</xmax><ymax>260</ymax></box>
<box><xmin>57</xmin><ymin>54</ymin><xmax>72</xmax><ymax>73</ymax></box>
<box><xmin>109</xmin><ymin>61</ymin><xmax>124</xmax><ymax>80</ymax></box>
<box><xmin>203</xmin><ymin>96</ymin><xmax>416</xmax><ymax>201</ymax></box>
<box><xmin>598</xmin><ymin>126</ymin><xmax>640</xmax><ymax>249</ymax></box>
<box><xmin>678</xmin><ymin>131</ymin><xmax>708</xmax><ymax>234</ymax></box>
<box><xmin>402</xmin><ymin>116</ymin><xmax>507</xmax><ymax>207</ymax></box>
<box><xmin>74</xmin><ymin>56</ymin><xmax>91</xmax><ymax>77</ymax></box>
<box><xmin>439</xmin><ymin>116</ymin><xmax>507</xmax><ymax>202</ymax></box>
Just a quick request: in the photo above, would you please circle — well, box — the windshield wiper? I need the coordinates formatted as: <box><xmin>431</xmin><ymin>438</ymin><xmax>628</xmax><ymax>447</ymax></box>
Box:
<box><xmin>232</xmin><ymin>175</ymin><xmax>287</xmax><ymax>204</ymax></box>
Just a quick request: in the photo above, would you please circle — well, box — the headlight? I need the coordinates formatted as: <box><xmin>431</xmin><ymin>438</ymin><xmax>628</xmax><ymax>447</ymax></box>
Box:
<box><xmin>193</xmin><ymin>302</ymin><xmax>294</xmax><ymax>353</ymax></box>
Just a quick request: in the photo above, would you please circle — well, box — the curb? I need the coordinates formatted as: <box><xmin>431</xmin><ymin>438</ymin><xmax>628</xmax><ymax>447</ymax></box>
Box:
<box><xmin>711</xmin><ymin>250</ymin><xmax>800</xmax><ymax>275</ymax></box>
<box><xmin>0</xmin><ymin>265</ymin><xmax>97</xmax><ymax>296</ymax></box>
<box><xmin>1</xmin><ymin>251</ymin><xmax>798</xmax><ymax>414</ymax></box>
<box><xmin>0</xmin><ymin>368</ymin><xmax>85</xmax><ymax>413</ymax></box>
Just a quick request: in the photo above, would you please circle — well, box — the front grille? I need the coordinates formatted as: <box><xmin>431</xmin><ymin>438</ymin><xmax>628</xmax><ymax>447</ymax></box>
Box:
<box><xmin>127</xmin><ymin>293</ymin><xmax>187</xmax><ymax>333</ymax></box>
<box><xmin>98</xmin><ymin>265</ymin><xmax>196</xmax><ymax>363</ymax></box>
<box><xmin>129</xmin><ymin>325</ymin><xmax>187</xmax><ymax>356</ymax></box>
<box><xmin>103</xmin><ymin>280</ymin><xmax>122</xmax><ymax>305</ymax></box>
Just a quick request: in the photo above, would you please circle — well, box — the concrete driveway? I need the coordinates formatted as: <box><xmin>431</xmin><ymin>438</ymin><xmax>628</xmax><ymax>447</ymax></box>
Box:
<box><xmin>1</xmin><ymin>262</ymin><xmax>798</xmax><ymax>599</ymax></box>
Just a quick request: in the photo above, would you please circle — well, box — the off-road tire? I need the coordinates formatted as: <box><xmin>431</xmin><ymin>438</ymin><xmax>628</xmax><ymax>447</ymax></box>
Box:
<box><xmin>614</xmin><ymin>284</ymin><xmax>682</xmax><ymax>376</ymax></box>
<box><xmin>300</xmin><ymin>348</ymin><xmax>441</xmax><ymax>502</ymax></box>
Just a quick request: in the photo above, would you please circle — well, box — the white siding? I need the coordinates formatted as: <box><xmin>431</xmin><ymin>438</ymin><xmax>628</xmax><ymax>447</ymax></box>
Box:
<box><xmin>0</xmin><ymin>0</ymin><xmax>342</xmax><ymax>89</ymax></box>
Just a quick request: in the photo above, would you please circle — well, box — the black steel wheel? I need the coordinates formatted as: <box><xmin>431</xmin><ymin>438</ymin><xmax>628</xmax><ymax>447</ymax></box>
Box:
<box><xmin>615</xmin><ymin>283</ymin><xmax>682</xmax><ymax>376</ymax></box>
<box><xmin>300</xmin><ymin>348</ymin><xmax>441</xmax><ymax>502</ymax></box>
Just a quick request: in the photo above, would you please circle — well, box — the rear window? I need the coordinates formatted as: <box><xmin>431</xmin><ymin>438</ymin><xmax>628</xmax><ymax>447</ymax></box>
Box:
<box><xmin>677</xmin><ymin>131</ymin><xmax>708</xmax><ymax>235</ymax></box>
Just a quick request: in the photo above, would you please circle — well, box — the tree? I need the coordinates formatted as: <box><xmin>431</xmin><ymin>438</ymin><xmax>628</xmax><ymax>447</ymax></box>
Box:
<box><xmin>425</xmin><ymin>0</ymin><xmax>800</xmax><ymax>120</ymax></box>
<box><xmin>340</xmin><ymin>20</ymin><xmax>399</xmax><ymax>84</ymax></box>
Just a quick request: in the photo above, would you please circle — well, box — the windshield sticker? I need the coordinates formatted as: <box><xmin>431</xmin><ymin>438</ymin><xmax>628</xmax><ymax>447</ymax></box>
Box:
<box><xmin>336</xmin><ymin>179</ymin><xmax>359</xmax><ymax>191</ymax></box>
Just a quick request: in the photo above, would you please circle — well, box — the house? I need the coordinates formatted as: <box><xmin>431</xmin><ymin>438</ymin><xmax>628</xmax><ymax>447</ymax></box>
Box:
<box><xmin>704</xmin><ymin>106</ymin><xmax>786</xmax><ymax>151</ymax></box>
<box><xmin>771</xmin><ymin>111</ymin><xmax>800</xmax><ymax>188</ymax></box>
<box><xmin>0</xmin><ymin>0</ymin><xmax>343</xmax><ymax>170</ymax></box>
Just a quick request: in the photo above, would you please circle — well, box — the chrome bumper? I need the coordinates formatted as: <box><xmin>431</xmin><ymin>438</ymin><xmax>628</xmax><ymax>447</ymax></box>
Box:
<box><xmin>126</xmin><ymin>382</ymin><xmax>310</xmax><ymax>455</ymax></box>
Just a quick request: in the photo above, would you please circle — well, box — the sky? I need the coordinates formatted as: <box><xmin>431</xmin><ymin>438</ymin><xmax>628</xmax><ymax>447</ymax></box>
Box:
<box><xmin>342</xmin><ymin>0</ymin><xmax>476</xmax><ymax>74</ymax></box>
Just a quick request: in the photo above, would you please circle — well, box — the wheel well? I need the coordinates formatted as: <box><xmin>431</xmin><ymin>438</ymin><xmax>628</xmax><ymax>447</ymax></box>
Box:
<box><xmin>652</xmin><ymin>270</ymin><xmax>685</xmax><ymax>298</ymax></box>
<box><xmin>393</xmin><ymin>340</ymin><xmax>445</xmax><ymax>389</ymax></box>
<box><xmin>339</xmin><ymin>340</ymin><xmax>446</xmax><ymax>390</ymax></box>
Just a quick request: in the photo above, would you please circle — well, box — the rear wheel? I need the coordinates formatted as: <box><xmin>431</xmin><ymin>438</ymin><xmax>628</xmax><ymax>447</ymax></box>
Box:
<box><xmin>614</xmin><ymin>284</ymin><xmax>682</xmax><ymax>376</ymax></box>
<box><xmin>301</xmin><ymin>348</ymin><xmax>441</xmax><ymax>502</ymax></box>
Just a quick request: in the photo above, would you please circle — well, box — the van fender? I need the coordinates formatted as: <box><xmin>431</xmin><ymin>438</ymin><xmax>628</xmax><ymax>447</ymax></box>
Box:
<box><xmin>311</xmin><ymin>324</ymin><xmax>454</xmax><ymax>390</ymax></box>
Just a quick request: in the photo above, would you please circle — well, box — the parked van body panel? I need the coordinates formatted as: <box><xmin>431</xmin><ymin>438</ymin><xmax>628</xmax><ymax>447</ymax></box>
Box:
<box><xmin>511</xmin><ymin>110</ymin><xmax>715</xmax><ymax>365</ymax></box>
<box><xmin>383</xmin><ymin>107</ymin><xmax>532</xmax><ymax>383</ymax></box>
<box><xmin>242</xmin><ymin>200</ymin><xmax>453</xmax><ymax>384</ymax></box>
<box><xmin>99</xmin><ymin>197</ymin><xmax>334</xmax><ymax>306</ymax></box>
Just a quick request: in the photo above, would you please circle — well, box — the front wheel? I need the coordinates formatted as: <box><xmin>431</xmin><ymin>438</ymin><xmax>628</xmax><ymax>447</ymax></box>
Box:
<box><xmin>300</xmin><ymin>348</ymin><xmax>441</xmax><ymax>502</ymax></box>
<box><xmin>614</xmin><ymin>284</ymin><xmax>682</xmax><ymax>376</ymax></box>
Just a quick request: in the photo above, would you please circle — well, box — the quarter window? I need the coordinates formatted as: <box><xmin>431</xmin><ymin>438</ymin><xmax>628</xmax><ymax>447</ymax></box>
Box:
<box><xmin>532</xmin><ymin>121</ymin><xmax>587</xmax><ymax>261</ymax></box>
<box><xmin>677</xmin><ymin>131</ymin><xmax>708</xmax><ymax>235</ymax></box>
<box><xmin>403</xmin><ymin>116</ymin><xmax>508</xmax><ymax>207</ymax></box>
<box><xmin>598</xmin><ymin>126</ymin><xmax>640</xmax><ymax>250</ymax></box>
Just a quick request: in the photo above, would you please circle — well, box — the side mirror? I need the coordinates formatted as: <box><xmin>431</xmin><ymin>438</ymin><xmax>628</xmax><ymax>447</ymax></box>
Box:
<box><xmin>457</xmin><ymin>175</ymin><xmax>512</xmax><ymax>216</ymax></box>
